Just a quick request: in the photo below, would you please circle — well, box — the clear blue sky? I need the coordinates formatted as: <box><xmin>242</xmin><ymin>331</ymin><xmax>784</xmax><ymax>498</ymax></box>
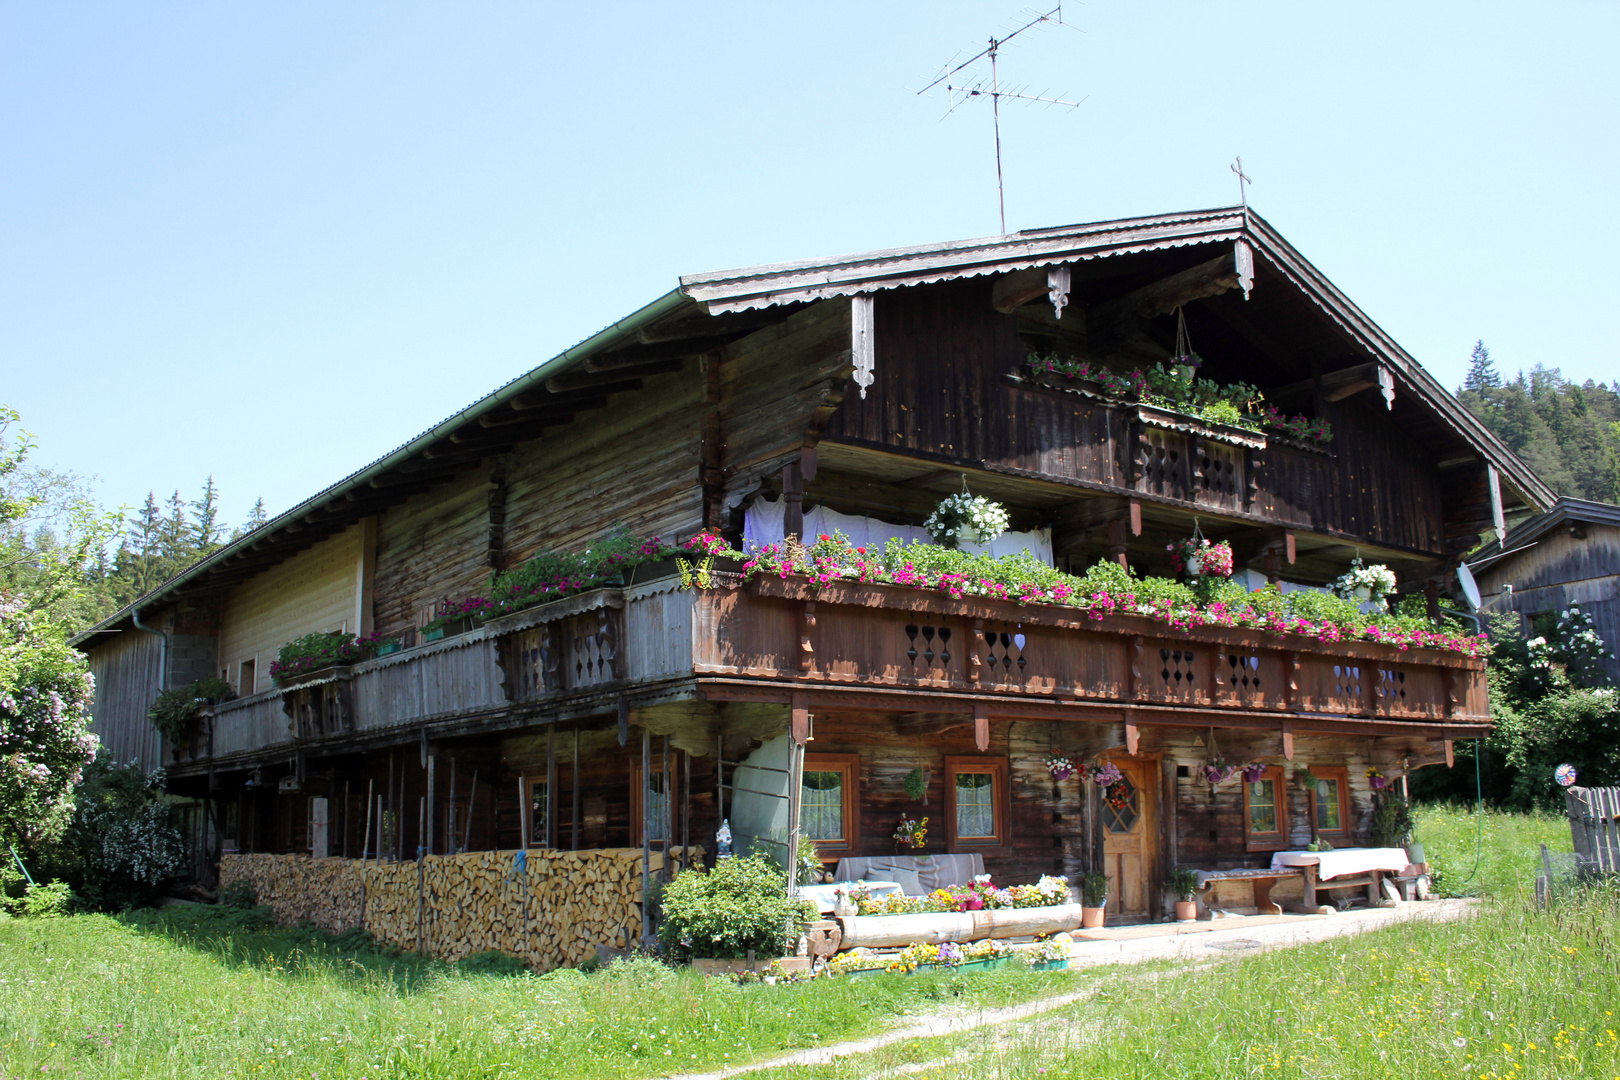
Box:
<box><xmin>5</xmin><ymin>2</ymin><xmax>1616</xmax><ymax>529</ymax></box>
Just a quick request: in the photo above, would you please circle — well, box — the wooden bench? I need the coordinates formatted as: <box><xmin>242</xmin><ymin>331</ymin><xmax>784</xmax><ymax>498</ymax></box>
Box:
<box><xmin>1195</xmin><ymin>867</ymin><xmax>1304</xmax><ymax>917</ymax></box>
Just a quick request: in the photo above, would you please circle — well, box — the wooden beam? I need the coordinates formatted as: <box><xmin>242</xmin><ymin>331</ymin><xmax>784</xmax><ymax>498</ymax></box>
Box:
<box><xmin>477</xmin><ymin>402</ymin><xmax>594</xmax><ymax>429</ymax></box>
<box><xmin>974</xmin><ymin>703</ymin><xmax>990</xmax><ymax>752</ymax></box>
<box><xmin>895</xmin><ymin>712</ymin><xmax>973</xmax><ymax>737</ymax></box>
<box><xmin>1089</xmin><ymin>254</ymin><xmax>1239</xmax><ymax>330</ymax></box>
<box><xmin>1268</xmin><ymin>362</ymin><xmax>1383</xmax><ymax>408</ymax></box>
<box><xmin>544</xmin><ymin>359</ymin><xmax>681</xmax><ymax>393</ymax></box>
<box><xmin>637</xmin><ymin>308</ymin><xmax>779</xmax><ymax>344</ymax></box>
<box><xmin>992</xmin><ymin>268</ymin><xmax>1049</xmax><ymax>314</ymax></box>
<box><xmin>791</xmin><ymin>692</ymin><xmax>810</xmax><ymax>746</ymax></box>
<box><xmin>902</xmin><ymin>469</ymin><xmax>961</xmax><ymax>489</ymax></box>
<box><xmin>584</xmin><ymin>336</ymin><xmax>735</xmax><ymax>370</ymax></box>
<box><xmin>511</xmin><ymin>381</ymin><xmax>643</xmax><ymax>408</ymax></box>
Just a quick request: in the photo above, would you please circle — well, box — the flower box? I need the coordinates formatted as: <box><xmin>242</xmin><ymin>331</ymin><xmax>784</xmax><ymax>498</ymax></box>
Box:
<box><xmin>1029</xmin><ymin>958</ymin><xmax>1069</xmax><ymax>972</ymax></box>
<box><xmin>375</xmin><ymin>641</ymin><xmax>403</xmax><ymax>657</ymax></box>
<box><xmin>421</xmin><ymin>620</ymin><xmax>467</xmax><ymax>643</ymax></box>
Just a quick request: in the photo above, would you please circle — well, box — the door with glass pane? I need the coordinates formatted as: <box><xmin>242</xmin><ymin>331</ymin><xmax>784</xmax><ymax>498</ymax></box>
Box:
<box><xmin>1101</xmin><ymin>757</ymin><xmax>1158</xmax><ymax>921</ymax></box>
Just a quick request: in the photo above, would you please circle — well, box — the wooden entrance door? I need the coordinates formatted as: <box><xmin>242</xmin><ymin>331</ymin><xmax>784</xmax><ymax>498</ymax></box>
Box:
<box><xmin>1102</xmin><ymin>757</ymin><xmax>1158</xmax><ymax>922</ymax></box>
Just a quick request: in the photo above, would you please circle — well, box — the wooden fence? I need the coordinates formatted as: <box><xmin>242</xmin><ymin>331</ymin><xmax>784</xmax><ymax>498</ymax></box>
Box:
<box><xmin>1564</xmin><ymin>786</ymin><xmax>1620</xmax><ymax>875</ymax></box>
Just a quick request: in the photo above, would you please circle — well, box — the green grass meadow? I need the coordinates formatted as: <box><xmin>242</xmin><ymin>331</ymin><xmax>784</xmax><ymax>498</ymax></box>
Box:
<box><xmin>2</xmin><ymin>805</ymin><xmax>1615</xmax><ymax>1080</ymax></box>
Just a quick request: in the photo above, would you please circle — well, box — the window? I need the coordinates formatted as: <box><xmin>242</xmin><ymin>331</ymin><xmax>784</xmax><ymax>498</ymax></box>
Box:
<box><xmin>239</xmin><ymin>659</ymin><xmax>256</xmax><ymax>696</ymax></box>
<box><xmin>631</xmin><ymin>761</ymin><xmax>676</xmax><ymax>846</ymax></box>
<box><xmin>523</xmin><ymin>776</ymin><xmax>549</xmax><ymax>848</ymax></box>
<box><xmin>1242</xmin><ymin>765</ymin><xmax>1289</xmax><ymax>851</ymax></box>
<box><xmin>943</xmin><ymin>757</ymin><xmax>1010</xmax><ymax>852</ymax></box>
<box><xmin>1308</xmin><ymin>766</ymin><xmax>1351</xmax><ymax>843</ymax></box>
<box><xmin>801</xmin><ymin>753</ymin><xmax>859</xmax><ymax>852</ymax></box>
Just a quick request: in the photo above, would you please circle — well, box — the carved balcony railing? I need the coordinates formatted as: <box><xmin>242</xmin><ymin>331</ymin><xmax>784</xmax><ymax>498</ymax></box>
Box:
<box><xmin>692</xmin><ymin>576</ymin><xmax>1489</xmax><ymax>731</ymax></box>
<box><xmin>185</xmin><ymin>569</ymin><xmax>1486</xmax><ymax>768</ymax></box>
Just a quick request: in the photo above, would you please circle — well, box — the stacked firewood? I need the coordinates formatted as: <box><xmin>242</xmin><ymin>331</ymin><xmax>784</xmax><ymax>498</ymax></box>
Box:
<box><xmin>219</xmin><ymin>847</ymin><xmax>701</xmax><ymax>970</ymax></box>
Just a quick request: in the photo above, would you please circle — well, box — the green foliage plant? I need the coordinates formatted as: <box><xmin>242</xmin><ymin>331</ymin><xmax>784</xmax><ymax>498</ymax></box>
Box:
<box><xmin>489</xmin><ymin>524</ymin><xmax>679</xmax><ymax>620</ymax></box>
<box><xmin>1079</xmin><ymin>872</ymin><xmax>1109</xmax><ymax>907</ymax></box>
<box><xmin>1169</xmin><ymin>867</ymin><xmax>1199</xmax><ymax>903</ymax></box>
<box><xmin>146</xmin><ymin>677</ymin><xmax>234</xmax><ymax>745</ymax></box>
<box><xmin>219</xmin><ymin>878</ymin><xmax>258</xmax><ymax>908</ymax></box>
<box><xmin>696</xmin><ymin>531</ymin><xmax>1487</xmax><ymax>657</ymax></box>
<box><xmin>269</xmin><ymin>631</ymin><xmax>363</xmax><ymax>683</ymax></box>
<box><xmin>1369</xmin><ymin>792</ymin><xmax>1416</xmax><ymax>848</ymax></box>
<box><xmin>904</xmin><ymin>766</ymin><xmax>927</xmax><ymax>802</ymax></box>
<box><xmin>656</xmin><ymin>853</ymin><xmax>817</xmax><ymax>961</ymax></box>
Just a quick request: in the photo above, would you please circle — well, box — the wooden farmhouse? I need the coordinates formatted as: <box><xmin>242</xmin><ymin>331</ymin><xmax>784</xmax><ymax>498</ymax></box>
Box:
<box><xmin>77</xmin><ymin>206</ymin><xmax>1554</xmax><ymax>956</ymax></box>
<box><xmin>1469</xmin><ymin>496</ymin><xmax>1620</xmax><ymax>685</ymax></box>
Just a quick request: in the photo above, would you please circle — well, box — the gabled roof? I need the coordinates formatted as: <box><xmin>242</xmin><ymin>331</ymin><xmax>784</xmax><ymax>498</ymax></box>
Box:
<box><xmin>683</xmin><ymin>205</ymin><xmax>1555</xmax><ymax>512</ymax></box>
<box><xmin>75</xmin><ymin>205</ymin><xmax>1555</xmax><ymax>646</ymax></box>
<box><xmin>1468</xmin><ymin>496</ymin><xmax>1620</xmax><ymax>572</ymax></box>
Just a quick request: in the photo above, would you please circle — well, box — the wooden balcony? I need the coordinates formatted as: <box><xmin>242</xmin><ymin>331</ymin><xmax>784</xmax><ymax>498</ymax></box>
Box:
<box><xmin>693</xmin><ymin>576</ymin><xmax>1489</xmax><ymax>736</ymax></box>
<box><xmin>185</xmin><ymin>570</ymin><xmax>1487</xmax><ymax>769</ymax></box>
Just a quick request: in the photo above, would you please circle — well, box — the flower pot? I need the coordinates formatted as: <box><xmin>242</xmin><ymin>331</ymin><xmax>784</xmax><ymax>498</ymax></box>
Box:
<box><xmin>1080</xmin><ymin>906</ymin><xmax>1105</xmax><ymax>929</ymax></box>
<box><xmin>1174</xmin><ymin>900</ymin><xmax>1198</xmax><ymax>922</ymax></box>
<box><xmin>843</xmin><ymin>966</ymin><xmax>887</xmax><ymax>979</ymax></box>
<box><xmin>1405</xmin><ymin>841</ymin><xmax>1426</xmax><ymax>866</ymax></box>
<box><xmin>1029</xmin><ymin>958</ymin><xmax>1069</xmax><ymax>972</ymax></box>
<box><xmin>1354</xmin><ymin>585</ymin><xmax>1373</xmax><ymax>602</ymax></box>
<box><xmin>1185</xmin><ymin>554</ymin><xmax>1203</xmax><ymax>576</ymax></box>
<box><xmin>375</xmin><ymin>641</ymin><xmax>402</xmax><ymax>657</ymax></box>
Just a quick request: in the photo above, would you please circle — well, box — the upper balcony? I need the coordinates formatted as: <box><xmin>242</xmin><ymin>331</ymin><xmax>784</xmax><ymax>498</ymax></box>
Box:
<box><xmin>187</xmin><ymin>568</ymin><xmax>1488</xmax><ymax>770</ymax></box>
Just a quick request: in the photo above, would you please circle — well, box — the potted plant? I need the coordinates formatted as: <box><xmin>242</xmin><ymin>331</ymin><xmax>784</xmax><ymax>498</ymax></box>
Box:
<box><xmin>1079</xmin><ymin>872</ymin><xmax>1109</xmax><ymax>928</ymax></box>
<box><xmin>1045</xmin><ymin>753</ymin><xmax>1075</xmax><ymax>782</ymax></box>
<box><xmin>1369</xmin><ymin>791</ymin><xmax>1416</xmax><ymax>853</ymax></box>
<box><xmin>1025</xmin><ymin>935</ymin><xmax>1071</xmax><ymax>971</ymax></box>
<box><xmin>1170</xmin><ymin>867</ymin><xmax>1200</xmax><ymax>922</ymax></box>
<box><xmin>1332</xmin><ymin>557</ymin><xmax>1397</xmax><ymax>604</ymax></box>
<box><xmin>924</xmin><ymin>482</ymin><xmax>1010</xmax><ymax>549</ymax></box>
<box><xmin>657</xmin><ymin>853</ymin><xmax>818</xmax><ymax>973</ymax></box>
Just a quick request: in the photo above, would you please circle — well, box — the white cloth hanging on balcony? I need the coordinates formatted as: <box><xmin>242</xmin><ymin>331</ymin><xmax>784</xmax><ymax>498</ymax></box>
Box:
<box><xmin>743</xmin><ymin>495</ymin><xmax>1053</xmax><ymax>566</ymax></box>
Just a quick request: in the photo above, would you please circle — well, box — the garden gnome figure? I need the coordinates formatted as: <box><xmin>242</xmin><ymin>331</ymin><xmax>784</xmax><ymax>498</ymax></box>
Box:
<box><xmin>716</xmin><ymin>819</ymin><xmax>733</xmax><ymax>858</ymax></box>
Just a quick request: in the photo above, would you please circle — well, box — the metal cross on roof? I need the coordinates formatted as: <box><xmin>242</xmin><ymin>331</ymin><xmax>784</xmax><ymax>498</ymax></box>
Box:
<box><xmin>1231</xmin><ymin>156</ymin><xmax>1253</xmax><ymax>210</ymax></box>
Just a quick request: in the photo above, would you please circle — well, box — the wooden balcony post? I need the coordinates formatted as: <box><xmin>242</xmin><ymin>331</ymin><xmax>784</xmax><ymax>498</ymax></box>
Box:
<box><xmin>1108</xmin><ymin>517</ymin><xmax>1129</xmax><ymax>569</ymax></box>
<box><xmin>969</xmin><ymin>617</ymin><xmax>984</xmax><ymax>685</ymax></box>
<box><xmin>782</xmin><ymin>460</ymin><xmax>805</xmax><ymax>541</ymax></box>
<box><xmin>791</xmin><ymin>692</ymin><xmax>811</xmax><ymax>746</ymax></box>
<box><xmin>799</xmin><ymin>601</ymin><xmax>816</xmax><ymax>672</ymax></box>
<box><xmin>973</xmin><ymin>702</ymin><xmax>990</xmax><ymax>752</ymax></box>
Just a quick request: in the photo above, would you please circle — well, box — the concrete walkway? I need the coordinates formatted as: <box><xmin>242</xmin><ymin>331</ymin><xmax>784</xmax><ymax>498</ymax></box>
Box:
<box><xmin>661</xmin><ymin>898</ymin><xmax>1477</xmax><ymax>1080</ymax></box>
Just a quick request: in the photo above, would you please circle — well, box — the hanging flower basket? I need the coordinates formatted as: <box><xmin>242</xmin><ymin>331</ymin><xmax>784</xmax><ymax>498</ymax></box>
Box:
<box><xmin>1201</xmin><ymin>762</ymin><xmax>1237</xmax><ymax>786</ymax></box>
<box><xmin>1091</xmin><ymin>760</ymin><xmax>1123</xmax><ymax>788</ymax></box>
<box><xmin>1241</xmin><ymin>763</ymin><xmax>1266</xmax><ymax>784</ymax></box>
<box><xmin>925</xmin><ymin>480</ymin><xmax>1010</xmax><ymax>549</ymax></box>
<box><xmin>1332</xmin><ymin>558</ymin><xmax>1397</xmax><ymax>604</ymax></box>
<box><xmin>1366</xmin><ymin>767</ymin><xmax>1389</xmax><ymax>791</ymax></box>
<box><xmin>1045</xmin><ymin>754</ymin><xmax>1075</xmax><ymax>781</ymax></box>
<box><xmin>1169</xmin><ymin>535</ymin><xmax>1234</xmax><ymax>579</ymax></box>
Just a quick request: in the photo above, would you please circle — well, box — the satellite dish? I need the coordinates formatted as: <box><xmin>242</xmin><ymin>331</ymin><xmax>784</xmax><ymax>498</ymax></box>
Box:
<box><xmin>1457</xmin><ymin>563</ymin><xmax>1482</xmax><ymax>611</ymax></box>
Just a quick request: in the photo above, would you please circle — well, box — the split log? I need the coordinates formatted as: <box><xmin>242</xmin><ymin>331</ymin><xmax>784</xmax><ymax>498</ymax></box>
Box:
<box><xmin>835</xmin><ymin>903</ymin><xmax>1087</xmax><ymax>949</ymax></box>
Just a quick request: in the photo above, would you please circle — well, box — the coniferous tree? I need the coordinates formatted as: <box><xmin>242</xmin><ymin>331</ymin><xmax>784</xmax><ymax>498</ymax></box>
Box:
<box><xmin>190</xmin><ymin>475</ymin><xmax>222</xmax><ymax>552</ymax></box>
<box><xmin>1456</xmin><ymin>344</ymin><xmax>1620</xmax><ymax>503</ymax></box>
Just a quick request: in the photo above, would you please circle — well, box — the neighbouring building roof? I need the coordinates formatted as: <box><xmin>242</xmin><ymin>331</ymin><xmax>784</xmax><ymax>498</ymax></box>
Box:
<box><xmin>1468</xmin><ymin>496</ymin><xmax>1620</xmax><ymax>573</ymax></box>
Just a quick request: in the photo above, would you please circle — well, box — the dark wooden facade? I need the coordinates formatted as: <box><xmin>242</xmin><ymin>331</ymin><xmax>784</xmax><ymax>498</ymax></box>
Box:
<box><xmin>80</xmin><ymin>207</ymin><xmax>1549</xmax><ymax>925</ymax></box>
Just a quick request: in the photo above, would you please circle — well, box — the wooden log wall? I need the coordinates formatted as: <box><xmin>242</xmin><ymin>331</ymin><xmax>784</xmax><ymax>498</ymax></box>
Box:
<box><xmin>219</xmin><ymin>847</ymin><xmax>701</xmax><ymax>971</ymax></box>
<box><xmin>373</xmin><ymin>468</ymin><xmax>495</xmax><ymax>641</ymax></box>
<box><xmin>821</xmin><ymin>276</ymin><xmax>1448</xmax><ymax>556</ymax></box>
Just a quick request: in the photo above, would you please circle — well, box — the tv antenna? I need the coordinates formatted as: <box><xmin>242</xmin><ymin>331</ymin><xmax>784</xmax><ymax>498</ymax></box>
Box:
<box><xmin>917</xmin><ymin>5</ymin><xmax>1084</xmax><ymax>234</ymax></box>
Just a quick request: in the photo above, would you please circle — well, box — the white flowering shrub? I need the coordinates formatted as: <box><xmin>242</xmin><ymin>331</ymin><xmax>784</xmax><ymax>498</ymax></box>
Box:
<box><xmin>60</xmin><ymin>755</ymin><xmax>188</xmax><ymax>909</ymax></box>
<box><xmin>1555</xmin><ymin>606</ymin><xmax>1615</xmax><ymax>688</ymax></box>
<box><xmin>0</xmin><ymin>598</ymin><xmax>99</xmax><ymax>850</ymax></box>
<box><xmin>1331</xmin><ymin>558</ymin><xmax>1398</xmax><ymax>604</ymax></box>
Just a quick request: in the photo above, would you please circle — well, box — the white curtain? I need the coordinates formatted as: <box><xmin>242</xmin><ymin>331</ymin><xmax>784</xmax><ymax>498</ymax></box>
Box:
<box><xmin>743</xmin><ymin>495</ymin><xmax>1053</xmax><ymax>566</ymax></box>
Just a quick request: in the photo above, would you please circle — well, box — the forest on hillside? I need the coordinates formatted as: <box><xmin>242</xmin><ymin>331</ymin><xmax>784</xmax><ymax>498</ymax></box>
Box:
<box><xmin>1</xmin><ymin>407</ymin><xmax>267</xmax><ymax>634</ymax></box>
<box><xmin>1456</xmin><ymin>342</ymin><xmax>1620</xmax><ymax>504</ymax></box>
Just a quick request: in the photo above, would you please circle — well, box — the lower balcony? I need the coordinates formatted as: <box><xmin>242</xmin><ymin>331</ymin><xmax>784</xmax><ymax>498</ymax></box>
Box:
<box><xmin>188</xmin><ymin>570</ymin><xmax>1488</xmax><ymax>771</ymax></box>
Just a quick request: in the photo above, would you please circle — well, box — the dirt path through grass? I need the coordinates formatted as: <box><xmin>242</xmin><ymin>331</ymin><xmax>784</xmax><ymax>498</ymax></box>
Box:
<box><xmin>663</xmin><ymin>899</ymin><xmax>1478</xmax><ymax>1080</ymax></box>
